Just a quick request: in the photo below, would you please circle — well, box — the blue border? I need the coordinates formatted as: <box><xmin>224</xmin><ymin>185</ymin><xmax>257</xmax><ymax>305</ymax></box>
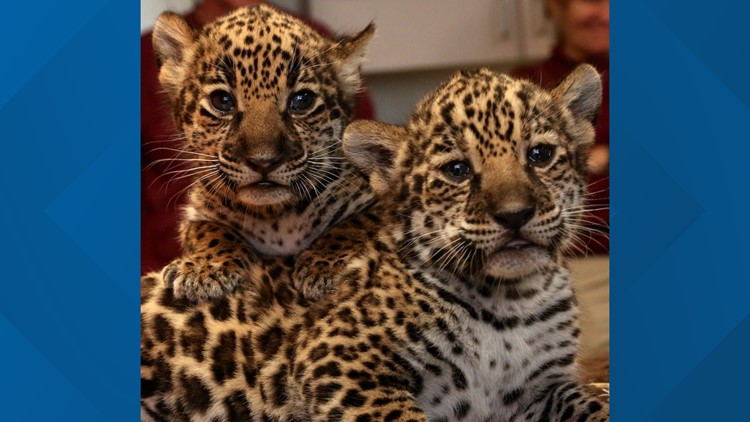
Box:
<box><xmin>0</xmin><ymin>0</ymin><xmax>139</xmax><ymax>420</ymax></box>
<box><xmin>612</xmin><ymin>0</ymin><xmax>750</xmax><ymax>420</ymax></box>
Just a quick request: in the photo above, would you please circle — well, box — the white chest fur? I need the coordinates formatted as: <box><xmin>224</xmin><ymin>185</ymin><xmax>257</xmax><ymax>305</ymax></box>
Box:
<box><xmin>412</xmin><ymin>270</ymin><xmax>579</xmax><ymax>421</ymax></box>
<box><xmin>184</xmin><ymin>203</ymin><xmax>320</xmax><ymax>255</ymax></box>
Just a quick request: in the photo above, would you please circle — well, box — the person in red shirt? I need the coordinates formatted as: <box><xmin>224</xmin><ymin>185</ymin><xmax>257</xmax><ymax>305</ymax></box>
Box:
<box><xmin>512</xmin><ymin>0</ymin><xmax>609</xmax><ymax>255</ymax></box>
<box><xmin>141</xmin><ymin>0</ymin><xmax>376</xmax><ymax>274</ymax></box>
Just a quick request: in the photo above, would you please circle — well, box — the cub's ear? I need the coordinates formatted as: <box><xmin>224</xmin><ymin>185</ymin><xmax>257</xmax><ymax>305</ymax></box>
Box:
<box><xmin>153</xmin><ymin>12</ymin><xmax>194</xmax><ymax>67</ymax></box>
<box><xmin>551</xmin><ymin>64</ymin><xmax>602</xmax><ymax>175</ymax></box>
<box><xmin>551</xmin><ymin>64</ymin><xmax>602</xmax><ymax>124</ymax></box>
<box><xmin>343</xmin><ymin>120</ymin><xmax>406</xmax><ymax>196</ymax></box>
<box><xmin>333</xmin><ymin>23</ymin><xmax>375</xmax><ymax>97</ymax></box>
<box><xmin>152</xmin><ymin>12</ymin><xmax>195</xmax><ymax>100</ymax></box>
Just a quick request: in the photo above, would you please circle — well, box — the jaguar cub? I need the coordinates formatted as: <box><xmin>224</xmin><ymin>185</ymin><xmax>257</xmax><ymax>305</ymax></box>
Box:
<box><xmin>150</xmin><ymin>4</ymin><xmax>375</xmax><ymax>301</ymax></box>
<box><xmin>141</xmin><ymin>65</ymin><xmax>608</xmax><ymax>421</ymax></box>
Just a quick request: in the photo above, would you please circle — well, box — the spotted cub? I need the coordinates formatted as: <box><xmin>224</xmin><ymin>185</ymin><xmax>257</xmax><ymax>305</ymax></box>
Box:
<box><xmin>141</xmin><ymin>65</ymin><xmax>608</xmax><ymax>421</ymax></box>
<box><xmin>150</xmin><ymin>4</ymin><xmax>375</xmax><ymax>302</ymax></box>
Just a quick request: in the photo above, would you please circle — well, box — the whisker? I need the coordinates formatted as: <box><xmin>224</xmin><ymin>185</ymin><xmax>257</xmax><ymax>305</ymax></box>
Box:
<box><xmin>148</xmin><ymin>147</ymin><xmax>216</xmax><ymax>158</ymax></box>
<box><xmin>148</xmin><ymin>166</ymin><xmax>217</xmax><ymax>190</ymax></box>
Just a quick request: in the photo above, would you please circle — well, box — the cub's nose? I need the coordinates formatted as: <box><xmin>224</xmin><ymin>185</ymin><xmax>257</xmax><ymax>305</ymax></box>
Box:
<box><xmin>246</xmin><ymin>156</ymin><xmax>282</xmax><ymax>174</ymax></box>
<box><xmin>494</xmin><ymin>207</ymin><xmax>535</xmax><ymax>230</ymax></box>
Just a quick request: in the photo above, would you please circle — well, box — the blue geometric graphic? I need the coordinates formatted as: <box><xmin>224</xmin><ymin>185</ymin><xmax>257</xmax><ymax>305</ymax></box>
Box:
<box><xmin>0</xmin><ymin>1</ymin><xmax>139</xmax><ymax>420</ymax></box>
<box><xmin>612</xmin><ymin>1</ymin><xmax>750</xmax><ymax>420</ymax></box>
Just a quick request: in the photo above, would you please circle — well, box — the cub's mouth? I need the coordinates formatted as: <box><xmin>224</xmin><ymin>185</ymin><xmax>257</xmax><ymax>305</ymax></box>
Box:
<box><xmin>498</xmin><ymin>238</ymin><xmax>535</xmax><ymax>251</ymax></box>
<box><xmin>491</xmin><ymin>237</ymin><xmax>544</xmax><ymax>255</ymax></box>
<box><xmin>483</xmin><ymin>236</ymin><xmax>551</xmax><ymax>278</ymax></box>
<box><xmin>251</xmin><ymin>181</ymin><xmax>284</xmax><ymax>189</ymax></box>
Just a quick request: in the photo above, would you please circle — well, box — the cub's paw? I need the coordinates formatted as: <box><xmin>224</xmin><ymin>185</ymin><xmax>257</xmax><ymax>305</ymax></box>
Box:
<box><xmin>584</xmin><ymin>382</ymin><xmax>610</xmax><ymax>401</ymax></box>
<box><xmin>292</xmin><ymin>257</ymin><xmax>343</xmax><ymax>301</ymax></box>
<box><xmin>576</xmin><ymin>385</ymin><xmax>610</xmax><ymax>421</ymax></box>
<box><xmin>162</xmin><ymin>255</ymin><xmax>247</xmax><ymax>303</ymax></box>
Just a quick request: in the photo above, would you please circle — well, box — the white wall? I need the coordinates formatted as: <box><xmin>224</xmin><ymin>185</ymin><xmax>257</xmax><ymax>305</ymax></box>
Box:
<box><xmin>140</xmin><ymin>0</ymin><xmax>303</xmax><ymax>33</ymax></box>
<box><xmin>141</xmin><ymin>0</ymin><xmax>196</xmax><ymax>33</ymax></box>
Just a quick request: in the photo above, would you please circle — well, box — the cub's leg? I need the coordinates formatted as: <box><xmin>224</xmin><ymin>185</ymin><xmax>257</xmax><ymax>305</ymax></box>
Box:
<box><xmin>163</xmin><ymin>220</ymin><xmax>256</xmax><ymax>302</ymax></box>
<box><xmin>296</xmin><ymin>349</ymin><xmax>428</xmax><ymax>421</ymax></box>
<box><xmin>307</xmin><ymin>380</ymin><xmax>427</xmax><ymax>422</ymax></box>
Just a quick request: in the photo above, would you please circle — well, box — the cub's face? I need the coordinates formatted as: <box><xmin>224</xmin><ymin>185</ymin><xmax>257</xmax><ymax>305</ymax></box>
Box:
<box><xmin>345</xmin><ymin>66</ymin><xmax>601</xmax><ymax>280</ymax></box>
<box><xmin>152</xmin><ymin>5</ymin><xmax>373</xmax><ymax>208</ymax></box>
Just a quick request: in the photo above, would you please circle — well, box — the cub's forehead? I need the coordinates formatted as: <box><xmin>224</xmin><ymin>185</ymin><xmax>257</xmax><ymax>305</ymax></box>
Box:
<box><xmin>198</xmin><ymin>6</ymin><xmax>327</xmax><ymax>58</ymax></box>
<box><xmin>409</xmin><ymin>70</ymin><xmax>556</xmax><ymax>142</ymax></box>
<box><xmin>186</xmin><ymin>6</ymin><xmax>332</xmax><ymax>99</ymax></box>
<box><xmin>429</xmin><ymin>71</ymin><xmax>550</xmax><ymax>120</ymax></box>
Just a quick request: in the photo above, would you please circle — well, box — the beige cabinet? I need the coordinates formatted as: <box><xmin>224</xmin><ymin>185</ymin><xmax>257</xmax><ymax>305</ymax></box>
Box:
<box><xmin>308</xmin><ymin>0</ymin><xmax>525</xmax><ymax>74</ymax></box>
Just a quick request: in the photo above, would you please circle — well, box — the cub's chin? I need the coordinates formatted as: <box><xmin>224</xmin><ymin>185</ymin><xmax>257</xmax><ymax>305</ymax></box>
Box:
<box><xmin>237</xmin><ymin>183</ymin><xmax>296</xmax><ymax>206</ymax></box>
<box><xmin>483</xmin><ymin>243</ymin><xmax>553</xmax><ymax>279</ymax></box>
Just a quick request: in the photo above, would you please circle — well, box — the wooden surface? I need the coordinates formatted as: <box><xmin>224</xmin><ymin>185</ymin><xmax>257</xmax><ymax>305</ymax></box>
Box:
<box><xmin>569</xmin><ymin>255</ymin><xmax>610</xmax><ymax>382</ymax></box>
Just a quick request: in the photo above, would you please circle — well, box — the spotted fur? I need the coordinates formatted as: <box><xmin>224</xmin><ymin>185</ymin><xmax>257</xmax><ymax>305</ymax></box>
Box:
<box><xmin>151</xmin><ymin>4</ymin><xmax>375</xmax><ymax>302</ymax></box>
<box><xmin>141</xmin><ymin>66</ymin><xmax>608</xmax><ymax>421</ymax></box>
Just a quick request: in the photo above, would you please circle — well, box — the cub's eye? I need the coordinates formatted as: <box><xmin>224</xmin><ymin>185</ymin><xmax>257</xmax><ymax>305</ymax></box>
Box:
<box><xmin>288</xmin><ymin>89</ymin><xmax>316</xmax><ymax>113</ymax></box>
<box><xmin>209</xmin><ymin>90</ymin><xmax>235</xmax><ymax>114</ymax></box>
<box><xmin>527</xmin><ymin>144</ymin><xmax>556</xmax><ymax>165</ymax></box>
<box><xmin>441</xmin><ymin>160</ymin><xmax>472</xmax><ymax>181</ymax></box>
